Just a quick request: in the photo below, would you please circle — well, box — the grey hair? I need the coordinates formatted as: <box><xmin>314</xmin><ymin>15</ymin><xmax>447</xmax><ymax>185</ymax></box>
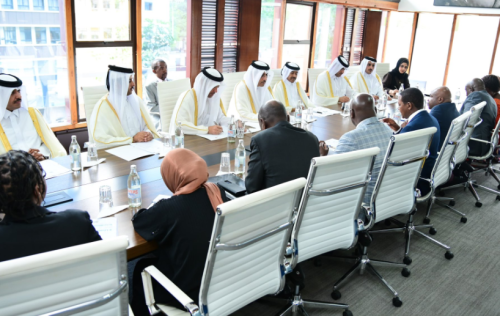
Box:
<box><xmin>151</xmin><ymin>59</ymin><xmax>166</xmax><ymax>71</ymax></box>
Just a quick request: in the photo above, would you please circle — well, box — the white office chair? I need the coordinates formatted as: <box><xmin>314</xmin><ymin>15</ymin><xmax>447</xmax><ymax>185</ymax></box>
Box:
<box><xmin>375</xmin><ymin>62</ymin><xmax>391</xmax><ymax>79</ymax></box>
<box><xmin>82</xmin><ymin>85</ymin><xmax>108</xmax><ymax>122</ymax></box>
<box><xmin>281</xmin><ymin>148</ymin><xmax>380</xmax><ymax>316</ymax></box>
<box><xmin>220</xmin><ymin>71</ymin><xmax>246</xmax><ymax>113</ymax></box>
<box><xmin>158</xmin><ymin>78</ymin><xmax>191</xmax><ymax>133</ymax></box>
<box><xmin>0</xmin><ymin>236</ymin><xmax>130</xmax><ymax>316</ymax></box>
<box><xmin>332</xmin><ymin>127</ymin><xmax>439</xmax><ymax>308</ymax></box>
<box><xmin>440</xmin><ymin>102</ymin><xmax>487</xmax><ymax>207</ymax></box>
<box><xmin>141</xmin><ymin>178</ymin><xmax>307</xmax><ymax>316</ymax></box>
<box><xmin>344</xmin><ymin>65</ymin><xmax>360</xmax><ymax>81</ymax></box>
<box><xmin>269</xmin><ymin>68</ymin><xmax>282</xmax><ymax>90</ymax></box>
<box><xmin>419</xmin><ymin>111</ymin><xmax>472</xmax><ymax>224</ymax></box>
<box><xmin>307</xmin><ymin>68</ymin><xmax>326</xmax><ymax>97</ymax></box>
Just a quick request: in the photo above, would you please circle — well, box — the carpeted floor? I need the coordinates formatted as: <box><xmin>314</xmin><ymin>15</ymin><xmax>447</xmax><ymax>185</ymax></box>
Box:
<box><xmin>231</xmin><ymin>170</ymin><xmax>500</xmax><ymax>316</ymax></box>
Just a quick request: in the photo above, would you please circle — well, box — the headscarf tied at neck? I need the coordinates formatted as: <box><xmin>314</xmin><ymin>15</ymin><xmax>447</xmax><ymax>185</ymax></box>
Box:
<box><xmin>389</xmin><ymin>58</ymin><xmax>410</xmax><ymax>81</ymax></box>
<box><xmin>161</xmin><ymin>148</ymin><xmax>224</xmax><ymax>212</ymax></box>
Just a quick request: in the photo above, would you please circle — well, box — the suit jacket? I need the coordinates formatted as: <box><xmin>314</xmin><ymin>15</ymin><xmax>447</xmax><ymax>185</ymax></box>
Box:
<box><xmin>400</xmin><ymin>110</ymin><xmax>440</xmax><ymax>183</ymax></box>
<box><xmin>460</xmin><ymin>90</ymin><xmax>498</xmax><ymax>156</ymax></box>
<box><xmin>245</xmin><ymin>120</ymin><xmax>320</xmax><ymax>194</ymax></box>
<box><xmin>429</xmin><ymin>102</ymin><xmax>460</xmax><ymax>150</ymax></box>
<box><xmin>0</xmin><ymin>206</ymin><xmax>102</xmax><ymax>262</ymax></box>
<box><xmin>145</xmin><ymin>78</ymin><xmax>172</xmax><ymax>113</ymax></box>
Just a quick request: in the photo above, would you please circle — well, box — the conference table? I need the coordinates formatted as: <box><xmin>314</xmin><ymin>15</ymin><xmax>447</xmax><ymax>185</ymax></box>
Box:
<box><xmin>46</xmin><ymin>104</ymin><xmax>358</xmax><ymax>260</ymax></box>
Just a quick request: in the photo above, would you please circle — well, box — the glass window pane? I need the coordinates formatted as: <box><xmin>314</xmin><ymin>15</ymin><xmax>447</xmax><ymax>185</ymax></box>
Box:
<box><xmin>33</xmin><ymin>0</ymin><xmax>44</xmax><ymax>10</ymax></box>
<box><xmin>410</xmin><ymin>13</ymin><xmax>454</xmax><ymax>93</ymax></box>
<box><xmin>49</xmin><ymin>27</ymin><xmax>60</xmax><ymax>44</ymax></box>
<box><xmin>17</xmin><ymin>0</ymin><xmax>29</xmax><ymax>10</ymax></box>
<box><xmin>48</xmin><ymin>0</ymin><xmax>59</xmax><ymax>11</ymax></box>
<box><xmin>0</xmin><ymin>3</ymin><xmax>71</xmax><ymax>127</ymax></box>
<box><xmin>383</xmin><ymin>12</ymin><xmax>414</xmax><ymax>68</ymax></box>
<box><xmin>284</xmin><ymin>4</ymin><xmax>313</xmax><ymax>41</ymax></box>
<box><xmin>75</xmin><ymin>47</ymin><xmax>133</xmax><ymax>120</ymax></box>
<box><xmin>282</xmin><ymin>44</ymin><xmax>309</xmax><ymax>89</ymax></box>
<box><xmin>258</xmin><ymin>0</ymin><xmax>283</xmax><ymax>69</ymax></box>
<box><xmin>75</xmin><ymin>0</ymin><xmax>131</xmax><ymax>42</ymax></box>
<box><xmin>1</xmin><ymin>0</ymin><xmax>13</xmax><ymax>10</ymax></box>
<box><xmin>141</xmin><ymin>0</ymin><xmax>188</xmax><ymax>95</ymax></box>
<box><xmin>447</xmin><ymin>15</ymin><xmax>499</xmax><ymax>97</ymax></box>
<box><xmin>313</xmin><ymin>3</ymin><xmax>340</xmax><ymax>69</ymax></box>
<box><xmin>377</xmin><ymin>11</ymin><xmax>388</xmax><ymax>61</ymax></box>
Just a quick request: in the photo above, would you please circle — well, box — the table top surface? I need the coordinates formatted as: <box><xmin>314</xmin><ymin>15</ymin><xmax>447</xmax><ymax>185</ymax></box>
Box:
<box><xmin>46</xmin><ymin>104</ymin><xmax>358</xmax><ymax>260</ymax></box>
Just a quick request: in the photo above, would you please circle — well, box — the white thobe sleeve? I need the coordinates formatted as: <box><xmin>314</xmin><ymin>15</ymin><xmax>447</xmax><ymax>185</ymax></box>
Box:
<box><xmin>170</xmin><ymin>90</ymin><xmax>209</xmax><ymax>135</ymax></box>
<box><xmin>229</xmin><ymin>81</ymin><xmax>258</xmax><ymax>122</ymax></box>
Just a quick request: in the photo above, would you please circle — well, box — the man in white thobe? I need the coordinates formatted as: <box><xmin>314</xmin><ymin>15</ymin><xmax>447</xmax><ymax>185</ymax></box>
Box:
<box><xmin>89</xmin><ymin>65</ymin><xmax>159</xmax><ymax>149</ymax></box>
<box><xmin>169</xmin><ymin>68</ymin><xmax>230</xmax><ymax>135</ymax></box>
<box><xmin>312</xmin><ymin>55</ymin><xmax>355</xmax><ymax>106</ymax></box>
<box><xmin>0</xmin><ymin>73</ymin><xmax>66</xmax><ymax>160</ymax></box>
<box><xmin>273</xmin><ymin>62</ymin><xmax>313</xmax><ymax>110</ymax></box>
<box><xmin>350</xmin><ymin>56</ymin><xmax>387</xmax><ymax>101</ymax></box>
<box><xmin>228</xmin><ymin>61</ymin><xmax>275</xmax><ymax>122</ymax></box>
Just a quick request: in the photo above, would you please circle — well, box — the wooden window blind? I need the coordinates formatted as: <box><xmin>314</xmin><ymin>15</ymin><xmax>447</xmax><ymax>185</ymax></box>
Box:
<box><xmin>201</xmin><ymin>0</ymin><xmax>217</xmax><ymax>70</ymax></box>
<box><xmin>352</xmin><ymin>9</ymin><xmax>367</xmax><ymax>65</ymax></box>
<box><xmin>222</xmin><ymin>0</ymin><xmax>239</xmax><ymax>73</ymax></box>
<box><xmin>342</xmin><ymin>8</ymin><xmax>355</xmax><ymax>62</ymax></box>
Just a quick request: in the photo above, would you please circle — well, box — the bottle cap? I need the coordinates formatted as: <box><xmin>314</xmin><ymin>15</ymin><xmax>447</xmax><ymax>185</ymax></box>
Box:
<box><xmin>131</xmin><ymin>165</ymin><xmax>136</xmax><ymax>169</ymax></box>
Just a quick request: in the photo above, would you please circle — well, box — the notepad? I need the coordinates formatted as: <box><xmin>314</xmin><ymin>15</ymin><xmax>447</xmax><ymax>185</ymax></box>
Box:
<box><xmin>130</xmin><ymin>139</ymin><xmax>165</xmax><ymax>154</ymax></box>
<box><xmin>97</xmin><ymin>204</ymin><xmax>129</xmax><ymax>219</ymax></box>
<box><xmin>105</xmin><ymin>145</ymin><xmax>154</xmax><ymax>161</ymax></box>
<box><xmin>39</xmin><ymin>160</ymin><xmax>73</xmax><ymax>179</ymax></box>
<box><xmin>325</xmin><ymin>138</ymin><xmax>339</xmax><ymax>149</ymax></box>
<box><xmin>92</xmin><ymin>217</ymin><xmax>117</xmax><ymax>240</ymax></box>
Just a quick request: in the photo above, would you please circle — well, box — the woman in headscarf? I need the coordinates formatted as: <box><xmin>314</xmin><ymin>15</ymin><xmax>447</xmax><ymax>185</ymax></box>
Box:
<box><xmin>132</xmin><ymin>148</ymin><xmax>228</xmax><ymax>311</ymax></box>
<box><xmin>382</xmin><ymin>58</ymin><xmax>411</xmax><ymax>98</ymax></box>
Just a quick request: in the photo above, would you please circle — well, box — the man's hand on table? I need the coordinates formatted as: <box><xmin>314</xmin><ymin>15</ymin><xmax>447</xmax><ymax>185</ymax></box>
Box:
<box><xmin>133</xmin><ymin>131</ymin><xmax>153</xmax><ymax>143</ymax></box>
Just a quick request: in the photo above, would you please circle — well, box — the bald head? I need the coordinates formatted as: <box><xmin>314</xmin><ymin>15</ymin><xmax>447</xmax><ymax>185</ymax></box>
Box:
<box><xmin>350</xmin><ymin>94</ymin><xmax>376</xmax><ymax>126</ymax></box>
<box><xmin>427</xmin><ymin>86</ymin><xmax>452</xmax><ymax>109</ymax></box>
<box><xmin>465</xmin><ymin>78</ymin><xmax>485</xmax><ymax>96</ymax></box>
<box><xmin>258</xmin><ymin>100</ymin><xmax>288</xmax><ymax>130</ymax></box>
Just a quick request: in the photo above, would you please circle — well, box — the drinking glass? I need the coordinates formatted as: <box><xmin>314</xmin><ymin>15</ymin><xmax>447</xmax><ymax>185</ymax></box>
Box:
<box><xmin>220</xmin><ymin>153</ymin><xmax>231</xmax><ymax>173</ymax></box>
<box><xmin>342</xmin><ymin>102</ymin><xmax>350</xmax><ymax>116</ymax></box>
<box><xmin>159</xmin><ymin>132</ymin><xmax>171</xmax><ymax>155</ymax></box>
<box><xmin>87</xmin><ymin>142</ymin><xmax>98</xmax><ymax>162</ymax></box>
<box><xmin>99</xmin><ymin>185</ymin><xmax>113</xmax><ymax>212</ymax></box>
<box><xmin>306</xmin><ymin>108</ymin><xmax>313</xmax><ymax>121</ymax></box>
<box><xmin>236</xmin><ymin>120</ymin><xmax>245</xmax><ymax>138</ymax></box>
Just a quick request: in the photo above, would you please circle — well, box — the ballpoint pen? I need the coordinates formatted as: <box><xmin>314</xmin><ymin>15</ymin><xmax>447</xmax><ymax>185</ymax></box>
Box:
<box><xmin>213</xmin><ymin>121</ymin><xmax>220</xmax><ymax>126</ymax></box>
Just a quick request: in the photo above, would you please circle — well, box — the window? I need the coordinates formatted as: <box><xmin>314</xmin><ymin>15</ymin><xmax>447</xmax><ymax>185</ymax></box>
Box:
<box><xmin>341</xmin><ymin>8</ymin><xmax>355</xmax><ymax>62</ymax></box>
<box><xmin>91</xmin><ymin>0</ymin><xmax>98</xmax><ymax>9</ymax></box>
<box><xmin>376</xmin><ymin>11</ymin><xmax>388</xmax><ymax>61</ymax></box>
<box><xmin>145</xmin><ymin>2</ymin><xmax>152</xmax><ymax>10</ymax></box>
<box><xmin>141</xmin><ymin>0</ymin><xmax>187</xmax><ymax>90</ymax></box>
<box><xmin>1</xmin><ymin>27</ymin><xmax>17</xmax><ymax>44</ymax></box>
<box><xmin>103</xmin><ymin>0</ymin><xmax>110</xmax><ymax>9</ymax></box>
<box><xmin>446</xmin><ymin>15</ymin><xmax>499</xmax><ymax>95</ymax></box>
<box><xmin>0</xmin><ymin>3</ymin><xmax>71</xmax><ymax>127</ymax></box>
<box><xmin>1</xmin><ymin>0</ymin><xmax>13</xmax><ymax>9</ymax></box>
<box><xmin>313</xmin><ymin>3</ymin><xmax>340</xmax><ymax>69</ymax></box>
<box><xmin>33</xmin><ymin>0</ymin><xmax>45</xmax><ymax>10</ymax></box>
<box><xmin>17</xmin><ymin>0</ymin><xmax>29</xmax><ymax>10</ymax></box>
<box><xmin>35</xmin><ymin>27</ymin><xmax>47</xmax><ymax>44</ymax></box>
<box><xmin>410</xmin><ymin>13</ymin><xmax>454</xmax><ymax>93</ymax></box>
<box><xmin>48</xmin><ymin>0</ymin><xmax>58</xmax><ymax>11</ymax></box>
<box><xmin>258</xmin><ymin>0</ymin><xmax>283</xmax><ymax>69</ymax></box>
<box><xmin>200</xmin><ymin>0</ymin><xmax>216</xmax><ymax>69</ymax></box>
<box><xmin>222</xmin><ymin>0</ymin><xmax>239</xmax><ymax>73</ymax></box>
<box><xmin>49</xmin><ymin>27</ymin><xmax>60</xmax><ymax>44</ymax></box>
<box><xmin>19</xmin><ymin>27</ymin><xmax>32</xmax><ymax>44</ymax></box>
<box><xmin>382</xmin><ymin>12</ymin><xmax>414</xmax><ymax>68</ymax></box>
<box><xmin>351</xmin><ymin>9</ymin><xmax>367</xmax><ymax>65</ymax></box>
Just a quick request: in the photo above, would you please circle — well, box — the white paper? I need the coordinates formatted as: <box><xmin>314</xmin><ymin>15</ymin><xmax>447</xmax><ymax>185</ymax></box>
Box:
<box><xmin>387</xmin><ymin>99</ymin><xmax>398</xmax><ymax>105</ymax></box>
<box><xmin>81</xmin><ymin>157</ymin><xmax>106</xmax><ymax>169</ymax></box>
<box><xmin>198</xmin><ymin>126</ymin><xmax>253</xmax><ymax>141</ymax></box>
<box><xmin>92</xmin><ymin>217</ymin><xmax>117</xmax><ymax>240</ymax></box>
<box><xmin>312</xmin><ymin>107</ymin><xmax>341</xmax><ymax>116</ymax></box>
<box><xmin>97</xmin><ymin>204</ymin><xmax>129</xmax><ymax>219</ymax></box>
<box><xmin>105</xmin><ymin>145</ymin><xmax>154</xmax><ymax>161</ymax></box>
<box><xmin>325</xmin><ymin>138</ymin><xmax>339</xmax><ymax>149</ymax></box>
<box><xmin>39</xmin><ymin>160</ymin><xmax>72</xmax><ymax>179</ymax></box>
<box><xmin>130</xmin><ymin>139</ymin><xmax>165</xmax><ymax>154</ymax></box>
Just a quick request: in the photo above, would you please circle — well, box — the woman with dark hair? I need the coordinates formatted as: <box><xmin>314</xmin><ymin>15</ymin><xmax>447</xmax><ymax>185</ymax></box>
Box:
<box><xmin>0</xmin><ymin>150</ymin><xmax>101</xmax><ymax>262</ymax></box>
<box><xmin>482</xmin><ymin>74</ymin><xmax>500</xmax><ymax>126</ymax></box>
<box><xmin>383</xmin><ymin>57</ymin><xmax>411</xmax><ymax>97</ymax></box>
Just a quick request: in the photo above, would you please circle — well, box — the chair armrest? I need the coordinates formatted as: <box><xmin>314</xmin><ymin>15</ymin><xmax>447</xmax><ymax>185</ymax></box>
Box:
<box><xmin>150</xmin><ymin>112</ymin><xmax>160</xmax><ymax>116</ymax></box>
<box><xmin>469</xmin><ymin>137</ymin><xmax>491</xmax><ymax>145</ymax></box>
<box><xmin>142</xmin><ymin>265</ymin><xmax>200</xmax><ymax>316</ymax></box>
<box><xmin>361</xmin><ymin>205</ymin><xmax>374</xmax><ymax>230</ymax></box>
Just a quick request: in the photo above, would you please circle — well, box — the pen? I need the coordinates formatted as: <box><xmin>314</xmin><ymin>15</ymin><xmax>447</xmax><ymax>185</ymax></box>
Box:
<box><xmin>213</xmin><ymin>121</ymin><xmax>220</xmax><ymax>126</ymax></box>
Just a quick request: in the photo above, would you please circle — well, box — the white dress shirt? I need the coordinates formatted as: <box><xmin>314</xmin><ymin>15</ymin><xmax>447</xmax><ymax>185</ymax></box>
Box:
<box><xmin>2</xmin><ymin>108</ymin><xmax>51</xmax><ymax>157</ymax></box>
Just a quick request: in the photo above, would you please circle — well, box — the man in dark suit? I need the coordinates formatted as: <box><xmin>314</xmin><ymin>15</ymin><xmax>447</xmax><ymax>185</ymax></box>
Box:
<box><xmin>427</xmin><ymin>86</ymin><xmax>460</xmax><ymax>150</ymax></box>
<box><xmin>245</xmin><ymin>100</ymin><xmax>328</xmax><ymax>194</ymax></box>
<box><xmin>461</xmin><ymin>78</ymin><xmax>498</xmax><ymax>157</ymax></box>
<box><xmin>383</xmin><ymin>88</ymin><xmax>440</xmax><ymax>196</ymax></box>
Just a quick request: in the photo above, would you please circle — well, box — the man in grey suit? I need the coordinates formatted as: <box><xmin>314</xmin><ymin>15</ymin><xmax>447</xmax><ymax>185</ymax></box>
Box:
<box><xmin>461</xmin><ymin>78</ymin><xmax>498</xmax><ymax>156</ymax></box>
<box><xmin>144</xmin><ymin>59</ymin><xmax>171</xmax><ymax>131</ymax></box>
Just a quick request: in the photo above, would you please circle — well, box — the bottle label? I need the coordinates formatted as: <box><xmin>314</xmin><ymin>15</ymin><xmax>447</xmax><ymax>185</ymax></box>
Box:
<box><xmin>296</xmin><ymin>113</ymin><xmax>302</xmax><ymax>120</ymax></box>
<box><xmin>128</xmin><ymin>187</ymin><xmax>141</xmax><ymax>199</ymax></box>
<box><xmin>228</xmin><ymin>129</ymin><xmax>235</xmax><ymax>138</ymax></box>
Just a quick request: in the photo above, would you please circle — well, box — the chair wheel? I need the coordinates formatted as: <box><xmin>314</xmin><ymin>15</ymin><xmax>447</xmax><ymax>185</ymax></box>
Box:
<box><xmin>384</xmin><ymin>219</ymin><xmax>392</xmax><ymax>226</ymax></box>
<box><xmin>496</xmin><ymin>196</ymin><xmax>500</xmax><ymax>201</ymax></box>
<box><xmin>429</xmin><ymin>227</ymin><xmax>437</xmax><ymax>235</ymax></box>
<box><xmin>476</xmin><ymin>201</ymin><xmax>482</xmax><ymax>207</ymax></box>
<box><xmin>392</xmin><ymin>297</ymin><xmax>403</xmax><ymax>307</ymax></box>
<box><xmin>331</xmin><ymin>289</ymin><xmax>341</xmax><ymax>300</ymax></box>
<box><xmin>313</xmin><ymin>258</ymin><xmax>322</xmax><ymax>267</ymax></box>
<box><xmin>449</xmin><ymin>200</ymin><xmax>456</xmax><ymax>206</ymax></box>
<box><xmin>445</xmin><ymin>251</ymin><xmax>454</xmax><ymax>260</ymax></box>
<box><xmin>423</xmin><ymin>217</ymin><xmax>431</xmax><ymax>224</ymax></box>
<box><xmin>401</xmin><ymin>267</ymin><xmax>411</xmax><ymax>277</ymax></box>
<box><xmin>343</xmin><ymin>310</ymin><xmax>353</xmax><ymax>316</ymax></box>
<box><xmin>403</xmin><ymin>256</ymin><xmax>412</xmax><ymax>265</ymax></box>
<box><xmin>460</xmin><ymin>217</ymin><xmax>467</xmax><ymax>223</ymax></box>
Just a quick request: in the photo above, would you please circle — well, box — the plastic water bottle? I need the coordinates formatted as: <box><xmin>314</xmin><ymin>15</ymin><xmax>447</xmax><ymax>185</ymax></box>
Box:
<box><xmin>399</xmin><ymin>83</ymin><xmax>404</xmax><ymax>95</ymax></box>
<box><xmin>174</xmin><ymin>121</ymin><xmax>184</xmax><ymax>148</ymax></box>
<box><xmin>127</xmin><ymin>165</ymin><xmax>142</xmax><ymax>208</ymax></box>
<box><xmin>455</xmin><ymin>88</ymin><xmax>462</xmax><ymax>106</ymax></box>
<box><xmin>235</xmin><ymin>139</ymin><xmax>246</xmax><ymax>174</ymax></box>
<box><xmin>296</xmin><ymin>101</ymin><xmax>303</xmax><ymax>121</ymax></box>
<box><xmin>227</xmin><ymin>115</ymin><xmax>236</xmax><ymax>143</ymax></box>
<box><xmin>69</xmin><ymin>135</ymin><xmax>81</xmax><ymax>171</ymax></box>
<box><xmin>382</xmin><ymin>93</ymin><xmax>388</xmax><ymax>108</ymax></box>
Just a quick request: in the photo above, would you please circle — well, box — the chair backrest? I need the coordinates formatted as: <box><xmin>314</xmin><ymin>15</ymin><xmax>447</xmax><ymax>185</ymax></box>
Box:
<box><xmin>468</xmin><ymin>111</ymin><xmax>500</xmax><ymax>160</ymax></box>
<box><xmin>82</xmin><ymin>85</ymin><xmax>108</xmax><ymax>121</ymax></box>
<box><xmin>220</xmin><ymin>71</ymin><xmax>246</xmax><ymax>113</ymax></box>
<box><xmin>431</xmin><ymin>111</ymin><xmax>472</xmax><ymax>190</ymax></box>
<box><xmin>307</xmin><ymin>68</ymin><xmax>326</xmax><ymax>92</ymax></box>
<box><xmin>0</xmin><ymin>236</ymin><xmax>129</xmax><ymax>316</ymax></box>
<box><xmin>270</xmin><ymin>68</ymin><xmax>282</xmax><ymax>90</ymax></box>
<box><xmin>376</xmin><ymin>62</ymin><xmax>391</xmax><ymax>79</ymax></box>
<box><xmin>158</xmin><ymin>78</ymin><xmax>191</xmax><ymax>133</ymax></box>
<box><xmin>345</xmin><ymin>65</ymin><xmax>360</xmax><ymax>80</ymax></box>
<box><xmin>370</xmin><ymin>127</ymin><xmax>437</xmax><ymax>224</ymax></box>
<box><xmin>199</xmin><ymin>178</ymin><xmax>307</xmax><ymax>316</ymax></box>
<box><xmin>291</xmin><ymin>147</ymin><xmax>380</xmax><ymax>266</ymax></box>
<box><xmin>455</xmin><ymin>101</ymin><xmax>486</xmax><ymax>164</ymax></box>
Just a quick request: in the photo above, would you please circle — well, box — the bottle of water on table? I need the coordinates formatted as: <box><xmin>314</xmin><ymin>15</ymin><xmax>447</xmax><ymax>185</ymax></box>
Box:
<box><xmin>227</xmin><ymin>115</ymin><xmax>236</xmax><ymax>143</ymax></box>
<box><xmin>235</xmin><ymin>139</ymin><xmax>246</xmax><ymax>174</ymax></box>
<box><xmin>69</xmin><ymin>135</ymin><xmax>81</xmax><ymax>171</ymax></box>
<box><xmin>128</xmin><ymin>165</ymin><xmax>142</xmax><ymax>208</ymax></box>
<box><xmin>174</xmin><ymin>121</ymin><xmax>184</xmax><ymax>148</ymax></box>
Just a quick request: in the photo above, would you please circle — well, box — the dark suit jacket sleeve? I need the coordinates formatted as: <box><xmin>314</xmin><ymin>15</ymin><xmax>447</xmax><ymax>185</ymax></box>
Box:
<box><xmin>132</xmin><ymin>200</ymin><xmax>171</xmax><ymax>242</ymax></box>
<box><xmin>460</xmin><ymin>93</ymin><xmax>479</xmax><ymax>114</ymax></box>
<box><xmin>77</xmin><ymin>211</ymin><xmax>103</xmax><ymax>242</ymax></box>
<box><xmin>245</xmin><ymin>138</ymin><xmax>265</xmax><ymax>194</ymax></box>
